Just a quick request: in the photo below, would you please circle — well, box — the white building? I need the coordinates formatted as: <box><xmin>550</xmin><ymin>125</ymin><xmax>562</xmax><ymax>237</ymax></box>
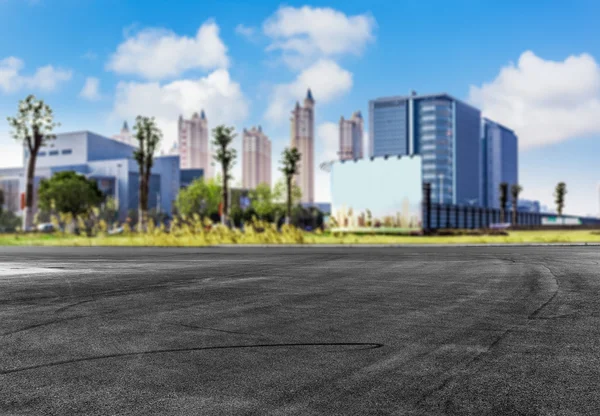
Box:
<box><xmin>178</xmin><ymin>111</ymin><xmax>212</xmax><ymax>177</ymax></box>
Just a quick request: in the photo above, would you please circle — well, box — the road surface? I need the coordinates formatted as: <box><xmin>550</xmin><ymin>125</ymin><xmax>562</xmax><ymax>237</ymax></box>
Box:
<box><xmin>1</xmin><ymin>246</ymin><xmax>599</xmax><ymax>415</ymax></box>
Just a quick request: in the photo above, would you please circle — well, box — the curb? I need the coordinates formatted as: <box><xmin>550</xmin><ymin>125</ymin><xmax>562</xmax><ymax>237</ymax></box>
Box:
<box><xmin>212</xmin><ymin>243</ymin><xmax>600</xmax><ymax>248</ymax></box>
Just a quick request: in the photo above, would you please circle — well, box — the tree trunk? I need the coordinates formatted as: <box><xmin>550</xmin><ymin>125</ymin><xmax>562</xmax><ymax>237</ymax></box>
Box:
<box><xmin>138</xmin><ymin>174</ymin><xmax>146</xmax><ymax>232</ymax></box>
<box><xmin>23</xmin><ymin>151</ymin><xmax>37</xmax><ymax>231</ymax></box>
<box><xmin>286</xmin><ymin>177</ymin><xmax>292</xmax><ymax>225</ymax></box>
<box><xmin>512</xmin><ymin>202</ymin><xmax>517</xmax><ymax>225</ymax></box>
<box><xmin>221</xmin><ymin>172</ymin><xmax>227</xmax><ymax>226</ymax></box>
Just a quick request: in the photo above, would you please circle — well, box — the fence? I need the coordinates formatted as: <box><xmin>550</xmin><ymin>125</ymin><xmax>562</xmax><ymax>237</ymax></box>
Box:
<box><xmin>421</xmin><ymin>183</ymin><xmax>600</xmax><ymax>230</ymax></box>
<box><xmin>423</xmin><ymin>203</ymin><xmax>542</xmax><ymax>230</ymax></box>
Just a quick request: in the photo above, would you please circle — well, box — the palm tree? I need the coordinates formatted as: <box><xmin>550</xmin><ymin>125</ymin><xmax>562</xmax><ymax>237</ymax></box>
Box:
<box><xmin>554</xmin><ymin>182</ymin><xmax>567</xmax><ymax>216</ymax></box>
<box><xmin>510</xmin><ymin>184</ymin><xmax>523</xmax><ymax>225</ymax></box>
<box><xmin>212</xmin><ymin>125</ymin><xmax>237</xmax><ymax>225</ymax></box>
<box><xmin>133</xmin><ymin>116</ymin><xmax>162</xmax><ymax>230</ymax></box>
<box><xmin>7</xmin><ymin>95</ymin><xmax>59</xmax><ymax>231</ymax></box>
<box><xmin>280</xmin><ymin>147</ymin><xmax>301</xmax><ymax>225</ymax></box>
<box><xmin>499</xmin><ymin>182</ymin><xmax>509</xmax><ymax>223</ymax></box>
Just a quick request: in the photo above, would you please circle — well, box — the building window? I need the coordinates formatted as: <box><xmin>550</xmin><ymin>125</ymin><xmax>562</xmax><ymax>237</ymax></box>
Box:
<box><xmin>38</xmin><ymin>151</ymin><xmax>46</xmax><ymax>156</ymax></box>
<box><xmin>62</xmin><ymin>149</ymin><xmax>72</xmax><ymax>155</ymax></box>
<box><xmin>49</xmin><ymin>150</ymin><xmax>59</xmax><ymax>156</ymax></box>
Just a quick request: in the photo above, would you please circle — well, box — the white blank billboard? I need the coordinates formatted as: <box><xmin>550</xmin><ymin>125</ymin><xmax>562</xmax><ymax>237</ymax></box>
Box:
<box><xmin>330</xmin><ymin>156</ymin><xmax>422</xmax><ymax>228</ymax></box>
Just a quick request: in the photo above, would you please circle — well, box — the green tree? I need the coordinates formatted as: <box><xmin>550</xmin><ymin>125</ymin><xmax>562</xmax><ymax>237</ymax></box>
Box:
<box><xmin>366</xmin><ymin>209</ymin><xmax>373</xmax><ymax>227</ymax></box>
<box><xmin>212</xmin><ymin>125</ymin><xmax>237</xmax><ymax>225</ymax></box>
<box><xmin>273</xmin><ymin>179</ymin><xmax>301</xmax><ymax>205</ymax></box>
<box><xmin>250</xmin><ymin>183</ymin><xmax>274</xmax><ymax>220</ymax></box>
<box><xmin>279</xmin><ymin>147</ymin><xmax>302</xmax><ymax>224</ymax></box>
<box><xmin>554</xmin><ymin>182</ymin><xmax>567</xmax><ymax>216</ymax></box>
<box><xmin>7</xmin><ymin>95</ymin><xmax>59</xmax><ymax>231</ymax></box>
<box><xmin>175</xmin><ymin>177</ymin><xmax>222</xmax><ymax>218</ymax></box>
<box><xmin>0</xmin><ymin>210</ymin><xmax>21</xmax><ymax>233</ymax></box>
<box><xmin>499</xmin><ymin>182</ymin><xmax>509</xmax><ymax>223</ymax></box>
<box><xmin>133</xmin><ymin>116</ymin><xmax>162</xmax><ymax>230</ymax></box>
<box><xmin>511</xmin><ymin>184</ymin><xmax>523</xmax><ymax>225</ymax></box>
<box><xmin>0</xmin><ymin>188</ymin><xmax>4</xmax><ymax>214</ymax></box>
<box><xmin>38</xmin><ymin>171</ymin><xmax>103</xmax><ymax>228</ymax></box>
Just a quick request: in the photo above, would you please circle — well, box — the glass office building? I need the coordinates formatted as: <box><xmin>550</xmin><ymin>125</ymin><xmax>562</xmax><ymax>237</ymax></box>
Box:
<box><xmin>369</xmin><ymin>93</ymin><xmax>481</xmax><ymax>205</ymax></box>
<box><xmin>481</xmin><ymin>118</ymin><xmax>518</xmax><ymax>209</ymax></box>
<box><xmin>369</xmin><ymin>98</ymin><xmax>409</xmax><ymax>157</ymax></box>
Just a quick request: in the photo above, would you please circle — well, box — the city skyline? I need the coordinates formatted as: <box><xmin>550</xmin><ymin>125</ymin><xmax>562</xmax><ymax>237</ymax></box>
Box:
<box><xmin>0</xmin><ymin>1</ymin><xmax>599</xmax><ymax>215</ymax></box>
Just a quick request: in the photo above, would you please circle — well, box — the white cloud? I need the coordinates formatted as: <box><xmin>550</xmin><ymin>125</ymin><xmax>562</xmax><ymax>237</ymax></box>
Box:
<box><xmin>235</xmin><ymin>24</ymin><xmax>256</xmax><ymax>38</ymax></box>
<box><xmin>469</xmin><ymin>50</ymin><xmax>600</xmax><ymax>150</ymax></box>
<box><xmin>0</xmin><ymin>57</ymin><xmax>72</xmax><ymax>94</ymax></box>
<box><xmin>265</xmin><ymin>59</ymin><xmax>352</xmax><ymax>123</ymax></box>
<box><xmin>0</xmin><ymin>129</ymin><xmax>23</xmax><ymax>168</ymax></box>
<box><xmin>107</xmin><ymin>21</ymin><xmax>229</xmax><ymax>80</ymax></box>
<box><xmin>112</xmin><ymin>69</ymin><xmax>249</xmax><ymax>154</ymax></box>
<box><xmin>318</xmin><ymin>122</ymin><xmax>339</xmax><ymax>161</ymax></box>
<box><xmin>263</xmin><ymin>6</ymin><xmax>376</xmax><ymax>68</ymax></box>
<box><xmin>79</xmin><ymin>77</ymin><xmax>101</xmax><ymax>101</ymax></box>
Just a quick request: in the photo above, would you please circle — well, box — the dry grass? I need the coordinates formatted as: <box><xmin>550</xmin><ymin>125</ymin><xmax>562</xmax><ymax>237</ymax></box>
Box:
<box><xmin>1</xmin><ymin>224</ymin><xmax>600</xmax><ymax>247</ymax></box>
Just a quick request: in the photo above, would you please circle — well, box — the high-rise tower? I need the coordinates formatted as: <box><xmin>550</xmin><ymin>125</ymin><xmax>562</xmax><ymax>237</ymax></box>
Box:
<box><xmin>242</xmin><ymin>126</ymin><xmax>271</xmax><ymax>189</ymax></box>
<box><xmin>178</xmin><ymin>110</ymin><xmax>211</xmax><ymax>176</ymax></box>
<box><xmin>112</xmin><ymin>121</ymin><xmax>134</xmax><ymax>146</ymax></box>
<box><xmin>290</xmin><ymin>89</ymin><xmax>315</xmax><ymax>204</ymax></box>
<box><xmin>481</xmin><ymin>118</ymin><xmax>518</xmax><ymax>209</ymax></box>
<box><xmin>339</xmin><ymin>111</ymin><xmax>363</xmax><ymax>161</ymax></box>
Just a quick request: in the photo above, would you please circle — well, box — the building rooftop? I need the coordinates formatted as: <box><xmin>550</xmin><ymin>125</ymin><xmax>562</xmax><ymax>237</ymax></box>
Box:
<box><xmin>370</xmin><ymin>92</ymin><xmax>481</xmax><ymax>113</ymax></box>
<box><xmin>306</xmin><ymin>88</ymin><xmax>314</xmax><ymax>102</ymax></box>
<box><xmin>482</xmin><ymin>117</ymin><xmax>516</xmax><ymax>134</ymax></box>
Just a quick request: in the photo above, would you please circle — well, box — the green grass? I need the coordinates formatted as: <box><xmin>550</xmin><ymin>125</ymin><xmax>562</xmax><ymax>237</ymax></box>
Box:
<box><xmin>307</xmin><ymin>230</ymin><xmax>600</xmax><ymax>245</ymax></box>
<box><xmin>1</xmin><ymin>229</ymin><xmax>599</xmax><ymax>246</ymax></box>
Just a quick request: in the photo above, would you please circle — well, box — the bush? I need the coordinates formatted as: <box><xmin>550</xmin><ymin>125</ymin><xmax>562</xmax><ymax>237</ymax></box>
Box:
<box><xmin>0</xmin><ymin>210</ymin><xmax>21</xmax><ymax>233</ymax></box>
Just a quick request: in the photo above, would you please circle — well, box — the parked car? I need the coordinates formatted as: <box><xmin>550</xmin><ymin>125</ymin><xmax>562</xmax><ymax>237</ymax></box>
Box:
<box><xmin>37</xmin><ymin>223</ymin><xmax>55</xmax><ymax>233</ymax></box>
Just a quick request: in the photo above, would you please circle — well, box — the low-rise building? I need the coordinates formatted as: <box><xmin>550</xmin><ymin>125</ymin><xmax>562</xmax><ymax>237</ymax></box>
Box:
<box><xmin>0</xmin><ymin>131</ymin><xmax>203</xmax><ymax>222</ymax></box>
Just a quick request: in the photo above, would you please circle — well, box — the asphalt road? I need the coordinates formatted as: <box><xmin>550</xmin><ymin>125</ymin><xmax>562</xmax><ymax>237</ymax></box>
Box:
<box><xmin>1</xmin><ymin>246</ymin><xmax>599</xmax><ymax>415</ymax></box>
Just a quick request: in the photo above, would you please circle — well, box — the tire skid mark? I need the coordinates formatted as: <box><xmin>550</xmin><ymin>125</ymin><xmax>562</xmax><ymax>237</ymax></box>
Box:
<box><xmin>0</xmin><ymin>316</ymin><xmax>85</xmax><ymax>337</ymax></box>
<box><xmin>0</xmin><ymin>343</ymin><xmax>384</xmax><ymax>376</ymax></box>
<box><xmin>416</xmin><ymin>259</ymin><xmax>563</xmax><ymax>406</ymax></box>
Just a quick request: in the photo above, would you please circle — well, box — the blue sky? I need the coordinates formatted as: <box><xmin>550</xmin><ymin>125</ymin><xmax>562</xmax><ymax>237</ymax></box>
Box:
<box><xmin>1</xmin><ymin>0</ymin><xmax>599</xmax><ymax>215</ymax></box>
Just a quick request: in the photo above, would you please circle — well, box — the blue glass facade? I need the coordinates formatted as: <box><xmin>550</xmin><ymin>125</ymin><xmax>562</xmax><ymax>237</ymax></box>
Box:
<box><xmin>416</xmin><ymin>97</ymin><xmax>455</xmax><ymax>204</ymax></box>
<box><xmin>369</xmin><ymin>98</ymin><xmax>409</xmax><ymax>157</ymax></box>
<box><xmin>453</xmin><ymin>101</ymin><xmax>482</xmax><ymax>205</ymax></box>
<box><xmin>481</xmin><ymin>119</ymin><xmax>518</xmax><ymax>209</ymax></box>
<box><xmin>180</xmin><ymin>169</ymin><xmax>204</xmax><ymax>189</ymax></box>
